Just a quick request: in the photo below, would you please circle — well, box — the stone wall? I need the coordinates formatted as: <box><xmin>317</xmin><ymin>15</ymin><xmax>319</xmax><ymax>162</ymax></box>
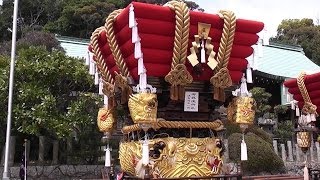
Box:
<box><xmin>0</xmin><ymin>165</ymin><xmax>104</xmax><ymax>180</ymax></box>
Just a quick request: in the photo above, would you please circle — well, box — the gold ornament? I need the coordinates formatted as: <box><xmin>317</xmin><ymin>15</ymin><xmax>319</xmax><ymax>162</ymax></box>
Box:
<box><xmin>128</xmin><ymin>93</ymin><xmax>158</xmax><ymax>124</ymax></box>
<box><xmin>297</xmin><ymin>131</ymin><xmax>311</xmax><ymax>149</ymax></box>
<box><xmin>97</xmin><ymin>107</ymin><xmax>115</xmax><ymax>133</ymax></box>
<box><xmin>119</xmin><ymin>137</ymin><xmax>224</xmax><ymax>178</ymax></box>
<box><xmin>227</xmin><ymin>97</ymin><xmax>256</xmax><ymax>124</ymax></box>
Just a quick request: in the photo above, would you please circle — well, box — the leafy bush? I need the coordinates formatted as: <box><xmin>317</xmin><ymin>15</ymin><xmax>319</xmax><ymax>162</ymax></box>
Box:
<box><xmin>273</xmin><ymin>121</ymin><xmax>294</xmax><ymax>143</ymax></box>
<box><xmin>228</xmin><ymin>133</ymin><xmax>285</xmax><ymax>175</ymax></box>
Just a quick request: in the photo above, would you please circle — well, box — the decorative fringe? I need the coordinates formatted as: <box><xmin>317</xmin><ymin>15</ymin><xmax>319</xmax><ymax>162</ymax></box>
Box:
<box><xmin>129</xmin><ymin>4</ymin><xmax>135</xmax><ymax>28</ymax></box>
<box><xmin>241</xmin><ymin>135</ymin><xmax>248</xmax><ymax>161</ymax></box>
<box><xmin>201</xmin><ymin>40</ymin><xmax>205</xmax><ymax>63</ymax></box>
<box><xmin>303</xmin><ymin>163</ymin><xmax>309</xmax><ymax>180</ymax></box>
<box><xmin>94</xmin><ymin>71</ymin><xmax>99</xmax><ymax>85</ymax></box>
<box><xmin>134</xmin><ymin>40</ymin><xmax>142</xmax><ymax>59</ymax></box>
<box><xmin>296</xmin><ymin>107</ymin><xmax>300</xmax><ymax>117</ymax></box>
<box><xmin>246</xmin><ymin>66</ymin><xmax>253</xmax><ymax>83</ymax></box>
<box><xmin>105</xmin><ymin>146</ymin><xmax>111</xmax><ymax>167</ymax></box>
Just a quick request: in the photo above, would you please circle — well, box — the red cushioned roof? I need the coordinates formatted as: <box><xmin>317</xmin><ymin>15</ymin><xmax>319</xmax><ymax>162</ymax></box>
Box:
<box><xmin>90</xmin><ymin>2</ymin><xmax>264</xmax><ymax>84</ymax></box>
<box><xmin>284</xmin><ymin>72</ymin><xmax>320</xmax><ymax>113</ymax></box>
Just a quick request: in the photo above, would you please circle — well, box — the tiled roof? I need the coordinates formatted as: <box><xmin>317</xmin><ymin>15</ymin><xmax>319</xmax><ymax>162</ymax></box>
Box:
<box><xmin>254</xmin><ymin>43</ymin><xmax>320</xmax><ymax>78</ymax></box>
<box><xmin>56</xmin><ymin>35</ymin><xmax>89</xmax><ymax>60</ymax></box>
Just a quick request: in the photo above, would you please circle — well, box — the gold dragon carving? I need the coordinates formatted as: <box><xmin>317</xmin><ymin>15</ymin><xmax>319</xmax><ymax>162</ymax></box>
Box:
<box><xmin>119</xmin><ymin>137</ymin><xmax>224</xmax><ymax>178</ymax></box>
<box><xmin>128</xmin><ymin>92</ymin><xmax>158</xmax><ymax>125</ymax></box>
<box><xmin>97</xmin><ymin>107</ymin><xmax>115</xmax><ymax>133</ymax></box>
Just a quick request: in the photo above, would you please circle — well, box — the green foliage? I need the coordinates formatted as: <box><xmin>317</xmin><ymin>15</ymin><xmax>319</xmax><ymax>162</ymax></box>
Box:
<box><xmin>271</xmin><ymin>18</ymin><xmax>320</xmax><ymax>65</ymax></box>
<box><xmin>274</xmin><ymin>104</ymin><xmax>288</xmax><ymax>115</ymax></box>
<box><xmin>249</xmin><ymin>87</ymin><xmax>272</xmax><ymax>117</ymax></box>
<box><xmin>246</xmin><ymin>126</ymin><xmax>272</xmax><ymax>144</ymax></box>
<box><xmin>0</xmin><ymin>31</ymin><xmax>64</xmax><ymax>56</ymax></box>
<box><xmin>273</xmin><ymin>121</ymin><xmax>294</xmax><ymax>143</ymax></box>
<box><xmin>0</xmin><ymin>46</ymin><xmax>98</xmax><ymax>138</ymax></box>
<box><xmin>228</xmin><ymin>133</ymin><xmax>285</xmax><ymax>175</ymax></box>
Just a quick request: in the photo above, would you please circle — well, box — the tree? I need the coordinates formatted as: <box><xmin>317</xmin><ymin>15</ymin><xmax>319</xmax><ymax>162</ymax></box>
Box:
<box><xmin>0</xmin><ymin>46</ymin><xmax>100</xmax><ymax>139</ymax></box>
<box><xmin>271</xmin><ymin>18</ymin><xmax>320</xmax><ymax>65</ymax></box>
<box><xmin>249</xmin><ymin>87</ymin><xmax>272</xmax><ymax>118</ymax></box>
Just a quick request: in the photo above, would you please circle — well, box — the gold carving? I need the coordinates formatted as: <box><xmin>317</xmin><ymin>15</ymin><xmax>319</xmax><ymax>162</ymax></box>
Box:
<box><xmin>227</xmin><ymin>97</ymin><xmax>256</xmax><ymax>124</ymax></box>
<box><xmin>97</xmin><ymin>107</ymin><xmax>115</xmax><ymax>133</ymax></box>
<box><xmin>297</xmin><ymin>131</ymin><xmax>311</xmax><ymax>149</ymax></box>
<box><xmin>114</xmin><ymin>72</ymin><xmax>133</xmax><ymax>103</ymax></box>
<box><xmin>128</xmin><ymin>93</ymin><xmax>158</xmax><ymax>124</ymax></box>
<box><xmin>119</xmin><ymin>137</ymin><xmax>224</xmax><ymax>178</ymax></box>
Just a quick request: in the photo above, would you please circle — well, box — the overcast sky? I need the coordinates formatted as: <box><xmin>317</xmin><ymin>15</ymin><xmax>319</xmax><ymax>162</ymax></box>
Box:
<box><xmin>196</xmin><ymin>0</ymin><xmax>320</xmax><ymax>37</ymax></box>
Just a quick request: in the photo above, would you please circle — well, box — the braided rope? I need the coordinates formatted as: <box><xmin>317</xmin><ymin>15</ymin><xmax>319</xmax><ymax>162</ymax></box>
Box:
<box><xmin>214</xmin><ymin>10</ymin><xmax>236</xmax><ymax>72</ymax></box>
<box><xmin>105</xmin><ymin>9</ymin><xmax>130</xmax><ymax>78</ymax></box>
<box><xmin>90</xmin><ymin>27</ymin><xmax>114</xmax><ymax>84</ymax></box>
<box><xmin>167</xmin><ymin>0</ymin><xmax>190</xmax><ymax>68</ymax></box>
<box><xmin>297</xmin><ymin>72</ymin><xmax>318</xmax><ymax>115</ymax></box>
<box><xmin>121</xmin><ymin>119</ymin><xmax>224</xmax><ymax>134</ymax></box>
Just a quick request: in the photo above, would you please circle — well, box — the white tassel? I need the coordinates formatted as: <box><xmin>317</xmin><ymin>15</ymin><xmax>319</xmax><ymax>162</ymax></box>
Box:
<box><xmin>282</xmin><ymin>83</ymin><xmax>286</xmax><ymax>96</ymax></box>
<box><xmin>86</xmin><ymin>51</ymin><xmax>90</xmax><ymax>66</ymax></box>
<box><xmin>296</xmin><ymin>107</ymin><xmax>300</xmax><ymax>117</ymax></box>
<box><xmin>246</xmin><ymin>66</ymin><xmax>253</xmax><ymax>83</ymax></box>
<box><xmin>132</xmin><ymin>24</ymin><xmax>138</xmax><ymax>43</ymax></box>
<box><xmin>138</xmin><ymin>56</ymin><xmax>144</xmax><ymax>75</ymax></box>
<box><xmin>104</xmin><ymin>95</ymin><xmax>109</xmax><ymax>107</ymax></box>
<box><xmin>240</xmin><ymin>74</ymin><xmax>249</xmax><ymax>97</ymax></box>
<box><xmin>306</xmin><ymin>114</ymin><xmax>312</xmax><ymax>124</ymax></box>
<box><xmin>303</xmin><ymin>163</ymin><xmax>309</xmax><ymax>180</ymax></box>
<box><xmin>134</xmin><ymin>40</ymin><xmax>142</xmax><ymax>59</ymax></box>
<box><xmin>94</xmin><ymin>72</ymin><xmax>99</xmax><ymax>85</ymax></box>
<box><xmin>311</xmin><ymin>114</ymin><xmax>316</xmax><ymax>122</ymax></box>
<box><xmin>291</xmin><ymin>101</ymin><xmax>295</xmax><ymax>110</ymax></box>
<box><xmin>140</xmin><ymin>72</ymin><xmax>147</xmax><ymax>91</ymax></box>
<box><xmin>105</xmin><ymin>146</ymin><xmax>111</xmax><ymax>167</ymax></box>
<box><xmin>200</xmin><ymin>40</ymin><xmax>206</xmax><ymax>63</ymax></box>
<box><xmin>241</xmin><ymin>138</ymin><xmax>248</xmax><ymax>161</ymax></box>
<box><xmin>129</xmin><ymin>4</ymin><xmax>135</xmax><ymax>28</ymax></box>
<box><xmin>142</xmin><ymin>140</ymin><xmax>149</xmax><ymax>165</ymax></box>
<box><xmin>99</xmin><ymin>80</ymin><xmax>103</xmax><ymax>95</ymax></box>
<box><xmin>89</xmin><ymin>61</ymin><xmax>95</xmax><ymax>75</ymax></box>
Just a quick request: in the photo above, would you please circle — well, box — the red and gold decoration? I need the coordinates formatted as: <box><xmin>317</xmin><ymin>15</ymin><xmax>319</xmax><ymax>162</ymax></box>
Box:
<box><xmin>228</xmin><ymin>75</ymin><xmax>256</xmax><ymax>161</ymax></box>
<box><xmin>88</xmin><ymin>0</ymin><xmax>264</xmax><ymax>178</ymax></box>
<box><xmin>284</xmin><ymin>72</ymin><xmax>320</xmax><ymax>180</ymax></box>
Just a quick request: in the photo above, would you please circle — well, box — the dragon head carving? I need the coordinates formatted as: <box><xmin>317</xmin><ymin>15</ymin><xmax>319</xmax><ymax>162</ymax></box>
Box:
<box><xmin>128</xmin><ymin>93</ymin><xmax>158</xmax><ymax>124</ymax></box>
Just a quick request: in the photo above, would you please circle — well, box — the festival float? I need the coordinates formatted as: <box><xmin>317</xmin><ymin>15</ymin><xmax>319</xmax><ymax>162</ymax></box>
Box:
<box><xmin>89</xmin><ymin>1</ymin><xmax>263</xmax><ymax>179</ymax></box>
<box><xmin>284</xmin><ymin>72</ymin><xmax>320</xmax><ymax>179</ymax></box>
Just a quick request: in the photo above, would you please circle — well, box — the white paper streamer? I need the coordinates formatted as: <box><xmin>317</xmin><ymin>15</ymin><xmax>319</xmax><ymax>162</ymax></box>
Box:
<box><xmin>103</xmin><ymin>95</ymin><xmax>108</xmax><ymax>107</ymax></box>
<box><xmin>129</xmin><ymin>4</ymin><xmax>135</xmax><ymax>28</ymax></box>
<box><xmin>134</xmin><ymin>40</ymin><xmax>142</xmax><ymax>59</ymax></box>
<box><xmin>142</xmin><ymin>140</ymin><xmax>149</xmax><ymax>165</ymax></box>
<box><xmin>132</xmin><ymin>24</ymin><xmax>138</xmax><ymax>43</ymax></box>
<box><xmin>86</xmin><ymin>51</ymin><xmax>90</xmax><ymax>66</ymax></box>
<box><xmin>89</xmin><ymin>61</ymin><xmax>95</xmax><ymax>75</ymax></box>
<box><xmin>241</xmin><ymin>139</ymin><xmax>248</xmax><ymax>161</ymax></box>
<box><xmin>201</xmin><ymin>40</ymin><xmax>205</xmax><ymax>63</ymax></box>
<box><xmin>99</xmin><ymin>80</ymin><xmax>103</xmax><ymax>95</ymax></box>
<box><xmin>94</xmin><ymin>71</ymin><xmax>99</xmax><ymax>85</ymax></box>
<box><xmin>246</xmin><ymin>66</ymin><xmax>253</xmax><ymax>83</ymax></box>
<box><xmin>105</xmin><ymin>147</ymin><xmax>111</xmax><ymax>167</ymax></box>
<box><xmin>296</xmin><ymin>107</ymin><xmax>300</xmax><ymax>117</ymax></box>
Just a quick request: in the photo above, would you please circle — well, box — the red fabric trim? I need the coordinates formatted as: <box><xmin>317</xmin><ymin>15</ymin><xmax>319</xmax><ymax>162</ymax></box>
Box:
<box><xmin>293</xmin><ymin>90</ymin><xmax>320</xmax><ymax>102</ymax></box>
<box><xmin>284</xmin><ymin>72</ymin><xmax>320</xmax><ymax>88</ymax></box>
<box><xmin>288</xmin><ymin>81</ymin><xmax>320</xmax><ymax>95</ymax></box>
